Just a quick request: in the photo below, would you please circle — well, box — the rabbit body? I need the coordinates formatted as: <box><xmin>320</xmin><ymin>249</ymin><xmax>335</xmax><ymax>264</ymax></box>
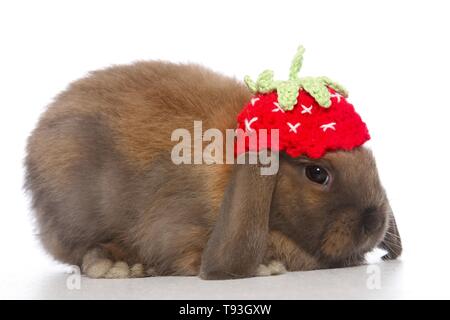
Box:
<box><xmin>25</xmin><ymin>61</ymin><xmax>401</xmax><ymax>279</ymax></box>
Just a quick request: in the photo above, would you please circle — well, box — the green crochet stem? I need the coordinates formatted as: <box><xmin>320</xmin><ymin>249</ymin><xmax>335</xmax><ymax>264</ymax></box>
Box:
<box><xmin>244</xmin><ymin>46</ymin><xmax>348</xmax><ymax>110</ymax></box>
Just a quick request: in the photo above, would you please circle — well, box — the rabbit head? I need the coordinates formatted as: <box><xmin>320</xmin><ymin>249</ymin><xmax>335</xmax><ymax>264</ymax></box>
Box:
<box><xmin>270</xmin><ymin>147</ymin><xmax>399</xmax><ymax>265</ymax></box>
<box><xmin>201</xmin><ymin>147</ymin><xmax>401</xmax><ymax>279</ymax></box>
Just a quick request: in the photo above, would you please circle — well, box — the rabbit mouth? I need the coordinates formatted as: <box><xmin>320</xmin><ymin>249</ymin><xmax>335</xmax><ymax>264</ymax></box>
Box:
<box><xmin>357</xmin><ymin>215</ymin><xmax>389</xmax><ymax>254</ymax></box>
<box><xmin>319</xmin><ymin>210</ymin><xmax>388</xmax><ymax>262</ymax></box>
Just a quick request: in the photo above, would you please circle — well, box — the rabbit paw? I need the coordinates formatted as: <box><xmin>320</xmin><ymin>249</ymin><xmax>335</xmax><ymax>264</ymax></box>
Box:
<box><xmin>256</xmin><ymin>260</ymin><xmax>287</xmax><ymax>277</ymax></box>
<box><xmin>81</xmin><ymin>248</ymin><xmax>146</xmax><ymax>278</ymax></box>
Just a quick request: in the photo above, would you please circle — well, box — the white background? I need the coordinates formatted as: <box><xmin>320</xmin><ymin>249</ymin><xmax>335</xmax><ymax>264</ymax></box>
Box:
<box><xmin>1</xmin><ymin>0</ymin><xmax>449</xmax><ymax>299</ymax></box>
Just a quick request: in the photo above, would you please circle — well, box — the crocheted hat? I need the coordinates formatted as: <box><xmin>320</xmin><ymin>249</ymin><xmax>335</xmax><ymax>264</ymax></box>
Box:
<box><xmin>236</xmin><ymin>46</ymin><xmax>370</xmax><ymax>159</ymax></box>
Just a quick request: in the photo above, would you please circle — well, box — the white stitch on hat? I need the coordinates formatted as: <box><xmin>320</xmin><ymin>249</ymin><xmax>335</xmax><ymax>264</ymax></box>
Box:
<box><xmin>287</xmin><ymin>122</ymin><xmax>301</xmax><ymax>133</ymax></box>
<box><xmin>272</xmin><ymin>102</ymin><xmax>285</xmax><ymax>113</ymax></box>
<box><xmin>245</xmin><ymin>117</ymin><xmax>258</xmax><ymax>132</ymax></box>
<box><xmin>301</xmin><ymin>104</ymin><xmax>313</xmax><ymax>114</ymax></box>
<box><xmin>251</xmin><ymin>97</ymin><xmax>260</xmax><ymax>106</ymax></box>
<box><xmin>320</xmin><ymin>122</ymin><xmax>336</xmax><ymax>132</ymax></box>
<box><xmin>330</xmin><ymin>93</ymin><xmax>342</xmax><ymax>103</ymax></box>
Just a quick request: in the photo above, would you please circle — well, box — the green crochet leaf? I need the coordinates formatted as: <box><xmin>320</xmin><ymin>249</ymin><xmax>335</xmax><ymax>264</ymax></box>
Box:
<box><xmin>289</xmin><ymin>46</ymin><xmax>305</xmax><ymax>81</ymax></box>
<box><xmin>243</xmin><ymin>45</ymin><xmax>349</xmax><ymax>111</ymax></box>
<box><xmin>244</xmin><ymin>76</ymin><xmax>257</xmax><ymax>93</ymax></box>
<box><xmin>301</xmin><ymin>77</ymin><xmax>332</xmax><ymax>108</ymax></box>
<box><xmin>319</xmin><ymin>76</ymin><xmax>348</xmax><ymax>98</ymax></box>
<box><xmin>277</xmin><ymin>81</ymin><xmax>300</xmax><ymax>111</ymax></box>
<box><xmin>256</xmin><ymin>70</ymin><xmax>276</xmax><ymax>93</ymax></box>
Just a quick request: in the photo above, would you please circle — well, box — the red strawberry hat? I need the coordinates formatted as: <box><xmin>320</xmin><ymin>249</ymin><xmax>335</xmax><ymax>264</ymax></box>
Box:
<box><xmin>236</xmin><ymin>46</ymin><xmax>370</xmax><ymax>159</ymax></box>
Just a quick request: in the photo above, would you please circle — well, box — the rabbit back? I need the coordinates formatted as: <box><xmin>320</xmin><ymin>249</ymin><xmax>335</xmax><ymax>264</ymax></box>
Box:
<box><xmin>25</xmin><ymin>61</ymin><xmax>250</xmax><ymax>269</ymax></box>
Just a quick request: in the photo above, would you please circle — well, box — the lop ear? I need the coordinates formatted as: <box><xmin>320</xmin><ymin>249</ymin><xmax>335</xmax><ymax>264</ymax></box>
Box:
<box><xmin>200</xmin><ymin>157</ymin><xmax>278</xmax><ymax>280</ymax></box>
<box><xmin>379</xmin><ymin>204</ymin><xmax>402</xmax><ymax>260</ymax></box>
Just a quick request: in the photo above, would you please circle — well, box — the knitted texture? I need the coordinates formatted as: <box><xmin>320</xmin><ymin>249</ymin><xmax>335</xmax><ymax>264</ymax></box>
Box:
<box><xmin>244</xmin><ymin>46</ymin><xmax>348</xmax><ymax>110</ymax></box>
<box><xmin>236</xmin><ymin>45</ymin><xmax>370</xmax><ymax>159</ymax></box>
<box><xmin>236</xmin><ymin>88</ymin><xmax>370</xmax><ymax>159</ymax></box>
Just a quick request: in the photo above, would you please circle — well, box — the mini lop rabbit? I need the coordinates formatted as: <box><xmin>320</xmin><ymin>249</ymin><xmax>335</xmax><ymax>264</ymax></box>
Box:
<box><xmin>25</xmin><ymin>48</ymin><xmax>401</xmax><ymax>279</ymax></box>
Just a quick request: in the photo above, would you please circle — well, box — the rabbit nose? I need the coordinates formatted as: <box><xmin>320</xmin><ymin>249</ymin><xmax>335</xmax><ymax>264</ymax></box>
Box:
<box><xmin>362</xmin><ymin>206</ymin><xmax>383</xmax><ymax>233</ymax></box>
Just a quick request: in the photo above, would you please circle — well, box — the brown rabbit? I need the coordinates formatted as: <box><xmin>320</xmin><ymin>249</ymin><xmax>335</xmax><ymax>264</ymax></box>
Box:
<box><xmin>25</xmin><ymin>61</ymin><xmax>402</xmax><ymax>279</ymax></box>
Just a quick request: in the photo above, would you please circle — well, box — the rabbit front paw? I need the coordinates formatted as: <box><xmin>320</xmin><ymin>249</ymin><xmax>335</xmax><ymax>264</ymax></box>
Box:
<box><xmin>81</xmin><ymin>247</ymin><xmax>146</xmax><ymax>279</ymax></box>
<box><xmin>255</xmin><ymin>260</ymin><xmax>286</xmax><ymax>277</ymax></box>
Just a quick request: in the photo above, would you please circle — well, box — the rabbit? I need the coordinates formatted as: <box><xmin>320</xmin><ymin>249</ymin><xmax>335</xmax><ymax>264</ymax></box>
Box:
<box><xmin>24</xmin><ymin>61</ymin><xmax>402</xmax><ymax>279</ymax></box>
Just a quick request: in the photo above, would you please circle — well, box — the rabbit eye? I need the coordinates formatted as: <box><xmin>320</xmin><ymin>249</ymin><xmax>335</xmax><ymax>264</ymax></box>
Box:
<box><xmin>305</xmin><ymin>165</ymin><xmax>329</xmax><ymax>185</ymax></box>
